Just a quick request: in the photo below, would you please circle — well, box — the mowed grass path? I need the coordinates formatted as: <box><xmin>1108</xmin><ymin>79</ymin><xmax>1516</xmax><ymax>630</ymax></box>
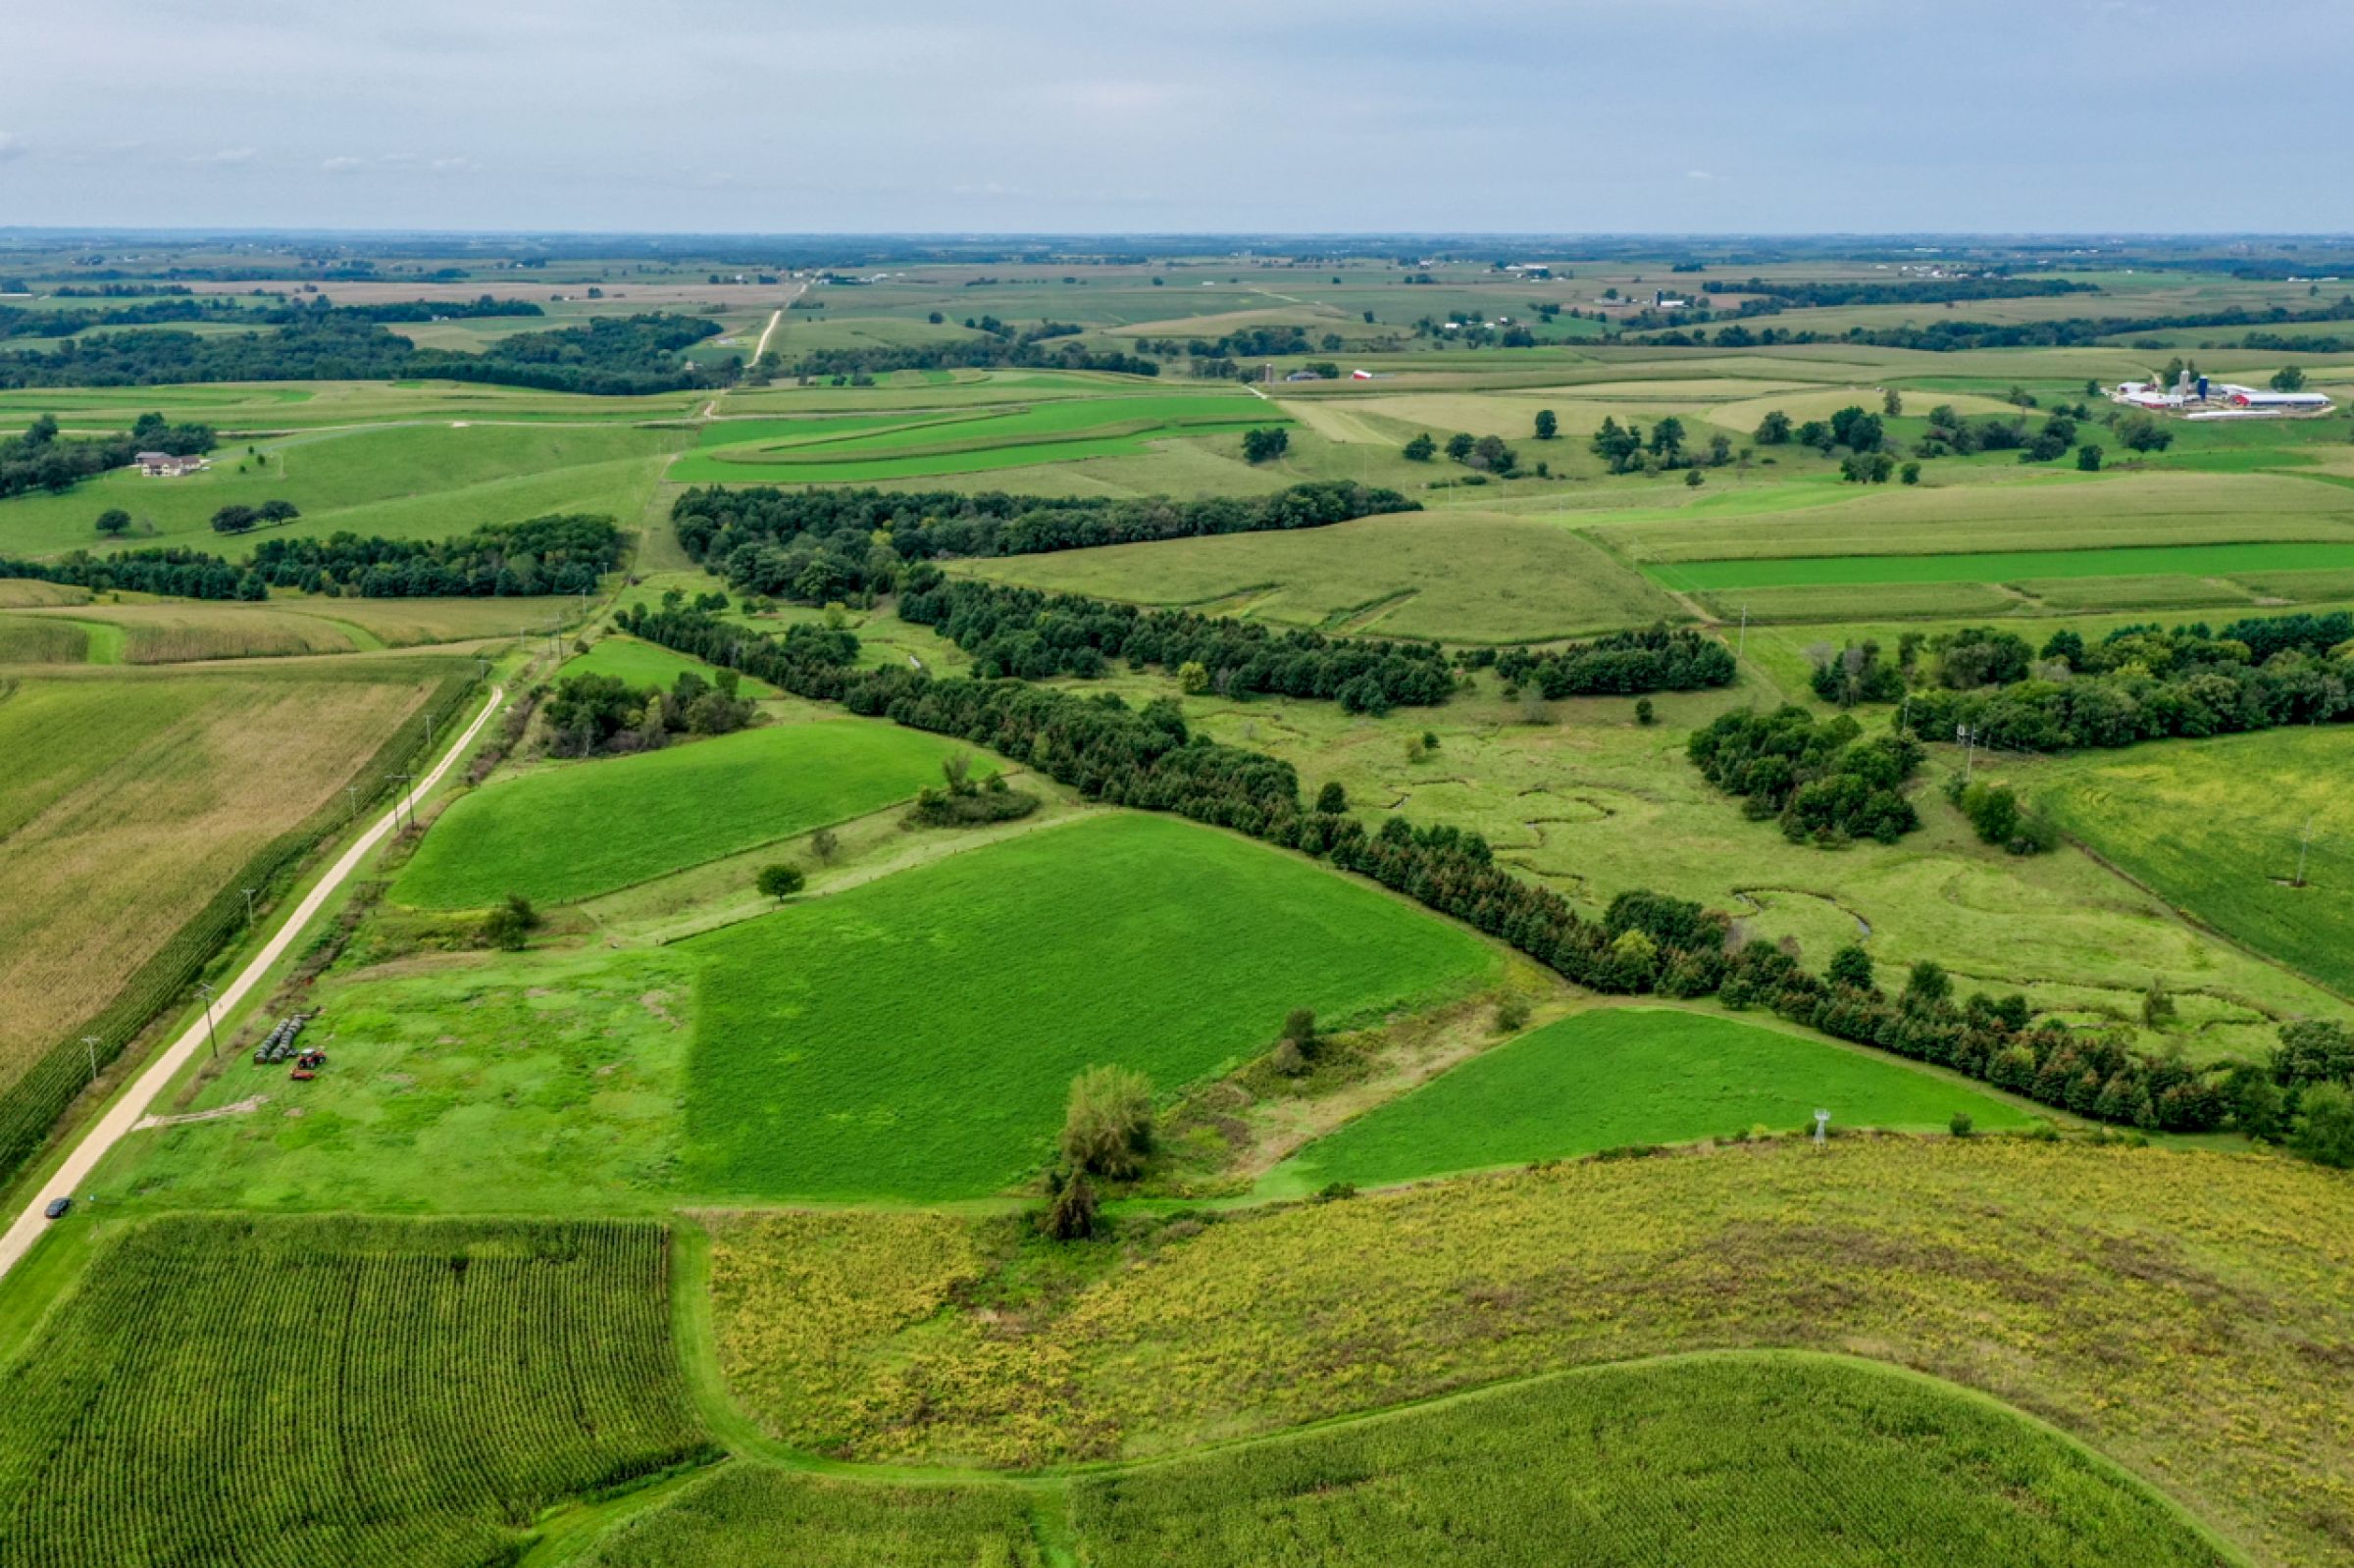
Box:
<box><xmin>395</xmin><ymin>721</ymin><xmax>965</xmax><ymax>909</ymax></box>
<box><xmin>1656</xmin><ymin>540</ymin><xmax>2354</xmax><ymax>591</ymax></box>
<box><xmin>682</xmin><ymin>813</ymin><xmax>1499</xmax><ymax>1200</ymax></box>
<box><xmin>1269</xmin><ymin>1008</ymin><xmax>2029</xmax><ymax>1194</ymax></box>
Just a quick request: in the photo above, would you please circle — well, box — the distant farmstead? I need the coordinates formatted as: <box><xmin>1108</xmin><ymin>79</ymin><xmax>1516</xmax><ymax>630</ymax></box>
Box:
<box><xmin>135</xmin><ymin>452</ymin><xmax>208</xmax><ymax>478</ymax></box>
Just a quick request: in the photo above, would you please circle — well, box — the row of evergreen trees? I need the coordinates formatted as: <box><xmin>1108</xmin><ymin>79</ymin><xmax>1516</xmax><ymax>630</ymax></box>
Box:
<box><xmin>617</xmin><ymin>598</ymin><xmax>2238</xmax><ymax>1133</ymax></box>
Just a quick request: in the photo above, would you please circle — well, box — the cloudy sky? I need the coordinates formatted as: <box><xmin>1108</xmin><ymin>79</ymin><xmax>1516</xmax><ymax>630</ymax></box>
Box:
<box><xmin>3</xmin><ymin>0</ymin><xmax>2349</xmax><ymax>233</ymax></box>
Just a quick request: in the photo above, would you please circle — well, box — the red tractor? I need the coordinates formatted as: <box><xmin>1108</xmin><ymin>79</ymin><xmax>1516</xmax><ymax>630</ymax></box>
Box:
<box><xmin>290</xmin><ymin>1049</ymin><xmax>328</xmax><ymax>1082</ymax></box>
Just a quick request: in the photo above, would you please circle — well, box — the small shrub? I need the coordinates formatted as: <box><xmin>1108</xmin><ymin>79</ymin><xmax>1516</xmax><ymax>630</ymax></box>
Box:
<box><xmin>1040</xmin><ymin>1168</ymin><xmax>1100</xmax><ymax>1240</ymax></box>
<box><xmin>1061</xmin><ymin>1065</ymin><xmax>1155</xmax><ymax>1181</ymax></box>
<box><xmin>1494</xmin><ymin>994</ymin><xmax>1533</xmax><ymax>1034</ymax></box>
<box><xmin>808</xmin><ymin>827</ymin><xmax>841</xmax><ymax>864</ymax></box>
<box><xmin>755</xmin><ymin>863</ymin><xmax>805</xmax><ymax>900</ymax></box>
<box><xmin>1313</xmin><ymin>1181</ymin><xmax>1358</xmax><ymax>1202</ymax></box>
<box><xmin>1949</xmin><ymin>1111</ymin><xmax>1974</xmax><ymax>1138</ymax></box>
<box><xmin>481</xmin><ymin>893</ymin><xmax>541</xmax><ymax>951</ymax></box>
<box><xmin>1634</xmin><ymin>697</ymin><xmax>1655</xmax><ymax>726</ymax></box>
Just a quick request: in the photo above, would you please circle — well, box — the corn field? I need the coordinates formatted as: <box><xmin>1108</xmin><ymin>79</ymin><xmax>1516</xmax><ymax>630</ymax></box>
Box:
<box><xmin>0</xmin><ymin>1216</ymin><xmax>713</xmax><ymax>1568</ymax></box>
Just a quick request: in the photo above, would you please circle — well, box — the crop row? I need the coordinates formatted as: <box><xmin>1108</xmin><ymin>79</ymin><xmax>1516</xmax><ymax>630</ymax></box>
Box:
<box><xmin>0</xmin><ymin>1216</ymin><xmax>712</xmax><ymax>1568</ymax></box>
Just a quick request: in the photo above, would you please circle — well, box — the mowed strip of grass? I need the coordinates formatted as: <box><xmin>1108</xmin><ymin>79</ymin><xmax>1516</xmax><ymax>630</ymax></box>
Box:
<box><xmin>1267</xmin><ymin>1008</ymin><xmax>2030</xmax><ymax>1195</ymax></box>
<box><xmin>681</xmin><ymin>813</ymin><xmax>1500</xmax><ymax>1200</ymax></box>
<box><xmin>1655</xmin><ymin>540</ymin><xmax>2354</xmax><ymax>591</ymax></box>
<box><xmin>2026</xmin><ymin>729</ymin><xmax>2354</xmax><ymax>998</ymax></box>
<box><xmin>1070</xmin><ymin>1353</ymin><xmax>2230</xmax><ymax>1568</ymax></box>
<box><xmin>394</xmin><ymin>721</ymin><xmax>965</xmax><ymax>910</ymax></box>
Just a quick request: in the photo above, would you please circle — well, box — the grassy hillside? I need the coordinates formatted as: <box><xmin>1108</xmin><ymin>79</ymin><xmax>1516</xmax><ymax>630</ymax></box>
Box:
<box><xmin>394</xmin><ymin>720</ymin><xmax>967</xmax><ymax>909</ymax></box>
<box><xmin>1266</xmin><ymin>1006</ymin><xmax>2031</xmax><ymax>1194</ymax></box>
<box><xmin>681</xmin><ymin>813</ymin><xmax>1500</xmax><ymax>1199</ymax></box>
<box><xmin>1070</xmin><ymin>1354</ymin><xmax>2230</xmax><ymax>1568</ymax></box>
<box><xmin>577</xmin><ymin>1466</ymin><xmax>1045</xmax><ymax>1568</ymax></box>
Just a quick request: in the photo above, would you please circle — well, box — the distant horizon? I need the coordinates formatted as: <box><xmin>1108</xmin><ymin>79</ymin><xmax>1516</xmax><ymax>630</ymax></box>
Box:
<box><xmin>7</xmin><ymin>228</ymin><xmax>2354</xmax><ymax>244</ymax></box>
<box><xmin>6</xmin><ymin>1</ymin><xmax>2351</xmax><ymax>232</ymax></box>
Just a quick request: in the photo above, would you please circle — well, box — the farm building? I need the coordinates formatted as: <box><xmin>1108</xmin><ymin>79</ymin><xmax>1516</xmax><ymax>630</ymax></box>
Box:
<box><xmin>134</xmin><ymin>451</ymin><xmax>208</xmax><ymax>478</ymax></box>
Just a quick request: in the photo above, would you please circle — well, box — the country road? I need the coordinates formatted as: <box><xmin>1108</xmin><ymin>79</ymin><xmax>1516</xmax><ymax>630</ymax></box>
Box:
<box><xmin>0</xmin><ymin>684</ymin><xmax>506</xmax><ymax>1283</ymax></box>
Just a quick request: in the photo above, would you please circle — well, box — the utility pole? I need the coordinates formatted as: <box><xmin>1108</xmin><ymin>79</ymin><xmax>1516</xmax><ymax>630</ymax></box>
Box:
<box><xmin>2295</xmin><ymin>815</ymin><xmax>2318</xmax><ymax>888</ymax></box>
<box><xmin>425</xmin><ymin>710</ymin><xmax>435</xmax><ymax>750</ymax></box>
<box><xmin>241</xmin><ymin>886</ymin><xmax>257</xmax><ymax>926</ymax></box>
<box><xmin>1738</xmin><ymin>605</ymin><xmax>1749</xmax><ymax>661</ymax></box>
<box><xmin>344</xmin><ymin>784</ymin><xmax>360</xmax><ymax>824</ymax></box>
<box><xmin>195</xmin><ymin>983</ymin><xmax>220</xmax><ymax>1060</ymax></box>
<box><xmin>387</xmin><ymin>773</ymin><xmax>414</xmax><ymax>831</ymax></box>
<box><xmin>82</xmin><ymin>1036</ymin><xmax>101</xmax><ymax>1084</ymax></box>
<box><xmin>1958</xmin><ymin>724</ymin><xmax>1978</xmax><ymax>784</ymax></box>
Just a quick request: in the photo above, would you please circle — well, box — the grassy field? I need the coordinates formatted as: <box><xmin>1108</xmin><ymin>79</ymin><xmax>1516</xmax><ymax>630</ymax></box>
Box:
<box><xmin>1069</xmin><ymin>1353</ymin><xmax>2230</xmax><ymax>1567</ymax></box>
<box><xmin>95</xmin><ymin>945</ymin><xmax>700</xmax><ymax>1215</ymax></box>
<box><xmin>0</xmin><ymin>379</ymin><xmax>706</xmax><ymax>432</ymax></box>
<box><xmin>394</xmin><ymin>720</ymin><xmax>966</xmax><ymax>909</ymax></box>
<box><xmin>0</xmin><ymin>422</ymin><xmax>685</xmax><ymax>558</ymax></box>
<box><xmin>1265</xmin><ymin>1007</ymin><xmax>2032</xmax><ymax>1195</ymax></box>
<box><xmin>576</xmin><ymin>1465</ymin><xmax>1045</xmax><ymax>1567</ymax></box>
<box><xmin>1658</xmin><ymin>540</ymin><xmax>2354</xmax><ymax>591</ymax></box>
<box><xmin>681</xmin><ymin>813</ymin><xmax>1500</xmax><ymax>1200</ymax></box>
<box><xmin>706</xmin><ymin>1138</ymin><xmax>2350</xmax><ymax>1564</ymax></box>
<box><xmin>670</xmin><ymin>392</ymin><xmax>1280</xmax><ymax>484</ymax></box>
<box><xmin>962</xmin><ymin>510</ymin><xmax>1682</xmax><ymax>641</ymax></box>
<box><xmin>2024</xmin><ymin>729</ymin><xmax>2354</xmax><ymax>998</ymax></box>
<box><xmin>560</xmin><ymin>633</ymin><xmax>779</xmax><ymax>697</ymax></box>
<box><xmin>0</xmin><ymin>1215</ymin><xmax>711</xmax><ymax>1568</ymax></box>
<box><xmin>0</xmin><ymin>663</ymin><xmax>445</xmax><ymax>1084</ymax></box>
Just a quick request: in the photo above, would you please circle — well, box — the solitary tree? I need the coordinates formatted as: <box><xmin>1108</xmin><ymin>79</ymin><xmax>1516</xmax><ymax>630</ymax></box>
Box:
<box><xmin>2076</xmin><ymin>443</ymin><xmax>2103</xmax><ymax>472</ymax></box>
<box><xmin>210</xmin><ymin>504</ymin><xmax>259</xmax><ymax>534</ymax></box>
<box><xmin>1241</xmin><ymin>427</ymin><xmax>1290</xmax><ymax>463</ymax></box>
<box><xmin>755</xmin><ymin>863</ymin><xmax>805</xmax><ymax>900</ymax></box>
<box><xmin>94</xmin><ymin>508</ymin><xmax>131</xmax><ymax>536</ymax></box>
<box><xmin>808</xmin><ymin>828</ymin><xmax>841</xmax><ymax>865</ymax></box>
<box><xmin>1402</xmin><ymin>431</ymin><xmax>1436</xmax><ymax>462</ymax></box>
<box><xmin>2271</xmin><ymin>366</ymin><xmax>2308</xmax><ymax>393</ymax></box>
<box><xmin>482</xmin><ymin>893</ymin><xmax>540</xmax><ymax>951</ymax></box>
<box><xmin>1882</xmin><ymin>387</ymin><xmax>1904</xmax><ymax>418</ymax></box>
<box><xmin>1754</xmin><ymin>410</ymin><xmax>1793</xmax><ymax>445</ymax></box>
<box><xmin>1534</xmin><ymin>408</ymin><xmax>1559</xmax><ymax>440</ymax></box>
<box><xmin>1445</xmin><ymin>432</ymin><xmax>1476</xmax><ymax>462</ymax></box>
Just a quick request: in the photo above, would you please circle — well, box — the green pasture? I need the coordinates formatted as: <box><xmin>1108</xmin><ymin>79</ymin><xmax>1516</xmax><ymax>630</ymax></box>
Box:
<box><xmin>680</xmin><ymin>813</ymin><xmax>1501</xmax><ymax>1200</ymax></box>
<box><xmin>0</xmin><ymin>421</ymin><xmax>685</xmax><ymax>558</ymax></box>
<box><xmin>1266</xmin><ymin>1007</ymin><xmax>2031</xmax><ymax>1196</ymax></box>
<box><xmin>1069</xmin><ymin>1353</ymin><xmax>2231</xmax><ymax>1568</ymax></box>
<box><xmin>560</xmin><ymin>633</ymin><xmax>779</xmax><ymax>697</ymax></box>
<box><xmin>2026</xmin><ymin>729</ymin><xmax>2354</xmax><ymax>999</ymax></box>
<box><xmin>576</xmin><ymin>1466</ymin><xmax>1045</xmax><ymax>1567</ymax></box>
<box><xmin>394</xmin><ymin>720</ymin><xmax>966</xmax><ymax>909</ymax></box>
<box><xmin>1658</xmin><ymin>540</ymin><xmax>2354</xmax><ymax>592</ymax></box>
<box><xmin>669</xmin><ymin>392</ymin><xmax>1282</xmax><ymax>483</ymax></box>
<box><xmin>0</xmin><ymin>378</ymin><xmax>705</xmax><ymax>431</ymax></box>
<box><xmin>964</xmin><ymin>509</ymin><xmax>1681</xmax><ymax>641</ymax></box>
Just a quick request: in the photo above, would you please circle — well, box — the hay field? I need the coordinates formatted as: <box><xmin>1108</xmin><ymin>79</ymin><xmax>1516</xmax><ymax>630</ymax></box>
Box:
<box><xmin>0</xmin><ymin>663</ymin><xmax>445</xmax><ymax>1082</ymax></box>
<box><xmin>681</xmin><ymin>813</ymin><xmax>1500</xmax><ymax>1200</ymax></box>
<box><xmin>0</xmin><ymin>379</ymin><xmax>705</xmax><ymax>432</ymax></box>
<box><xmin>1266</xmin><ymin>1007</ymin><xmax>2030</xmax><ymax>1194</ymax></box>
<box><xmin>962</xmin><ymin>511</ymin><xmax>1681</xmax><ymax>642</ymax></box>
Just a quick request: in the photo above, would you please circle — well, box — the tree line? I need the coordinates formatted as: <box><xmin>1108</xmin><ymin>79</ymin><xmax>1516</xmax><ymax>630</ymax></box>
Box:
<box><xmin>2</xmin><ymin>514</ymin><xmax>622</xmax><ymax>601</ymax></box>
<box><xmin>896</xmin><ymin>568</ymin><xmax>1459</xmax><ymax>711</ymax></box>
<box><xmin>1</xmin><ymin>412</ymin><xmax>216</xmax><ymax>501</ymax></box>
<box><xmin>1704</xmin><ymin>276</ymin><xmax>2101</xmax><ymax>310</ymax></box>
<box><xmin>1897</xmin><ymin>612</ymin><xmax>2354</xmax><ymax>752</ymax></box>
<box><xmin>1640</xmin><ymin>297</ymin><xmax>2354</xmax><ymax>354</ymax></box>
<box><xmin>782</xmin><ymin>329</ymin><xmax>1157</xmax><ymax>380</ymax></box>
<box><xmin>616</xmin><ymin>598</ymin><xmax>2251</xmax><ymax>1139</ymax></box>
<box><xmin>0</xmin><ymin>308</ymin><xmax>730</xmax><ymax>395</ymax></box>
<box><xmin>675</xmin><ymin>480</ymin><xmax>1417</xmax><ymax>603</ymax></box>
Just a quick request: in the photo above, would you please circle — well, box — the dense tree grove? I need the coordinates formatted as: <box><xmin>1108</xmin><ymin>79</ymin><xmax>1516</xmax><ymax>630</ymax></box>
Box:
<box><xmin>675</xmin><ymin>481</ymin><xmax>1415</xmax><ymax>601</ymax></box>
<box><xmin>0</xmin><ymin>307</ymin><xmax>729</xmax><ymax>394</ymax></box>
<box><xmin>783</xmin><ymin>322</ymin><xmax>1156</xmax><ymax>379</ymax></box>
<box><xmin>1487</xmin><ymin>625</ymin><xmax>1737</xmax><ymax>697</ymax></box>
<box><xmin>541</xmin><ymin>666</ymin><xmax>754</xmax><ymax>756</ymax></box>
<box><xmin>247</xmin><ymin>514</ymin><xmax>624</xmax><ymax>597</ymax></box>
<box><xmin>0</xmin><ymin>412</ymin><xmax>215</xmax><ymax>500</ymax></box>
<box><xmin>1902</xmin><ymin>612</ymin><xmax>2354</xmax><ymax>752</ymax></box>
<box><xmin>618</xmin><ymin>600</ymin><xmax>2237</xmax><ymax>1135</ymax></box>
<box><xmin>897</xmin><ymin>569</ymin><xmax>1458</xmax><ymax>711</ymax></box>
<box><xmin>1688</xmin><ymin>707</ymin><xmax>1923</xmax><ymax>845</ymax></box>
<box><xmin>2</xmin><ymin>514</ymin><xmax>621</xmax><ymax>601</ymax></box>
<box><xmin>1811</xmin><ymin>640</ymin><xmax>1908</xmax><ymax>706</ymax></box>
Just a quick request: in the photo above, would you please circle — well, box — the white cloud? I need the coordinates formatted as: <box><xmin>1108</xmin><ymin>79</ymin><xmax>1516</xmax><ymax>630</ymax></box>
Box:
<box><xmin>430</xmin><ymin>155</ymin><xmax>472</xmax><ymax>174</ymax></box>
<box><xmin>322</xmin><ymin>155</ymin><xmax>364</xmax><ymax>173</ymax></box>
<box><xmin>1686</xmin><ymin>169</ymin><xmax>1720</xmax><ymax>181</ymax></box>
<box><xmin>189</xmin><ymin>146</ymin><xmax>258</xmax><ymax>165</ymax></box>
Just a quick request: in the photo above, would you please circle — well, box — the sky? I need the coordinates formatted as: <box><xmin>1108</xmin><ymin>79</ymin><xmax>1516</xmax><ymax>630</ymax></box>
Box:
<box><xmin>4</xmin><ymin>0</ymin><xmax>2352</xmax><ymax>234</ymax></box>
